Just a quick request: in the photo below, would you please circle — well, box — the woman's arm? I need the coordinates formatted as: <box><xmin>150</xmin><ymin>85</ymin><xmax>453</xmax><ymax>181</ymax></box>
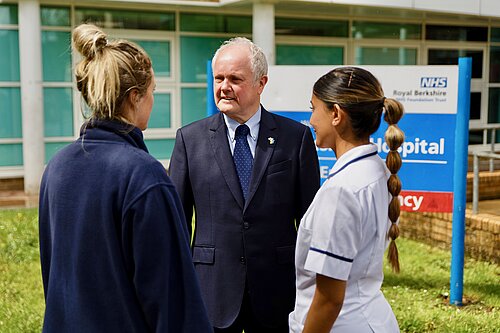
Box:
<box><xmin>303</xmin><ymin>274</ymin><xmax>347</xmax><ymax>333</ymax></box>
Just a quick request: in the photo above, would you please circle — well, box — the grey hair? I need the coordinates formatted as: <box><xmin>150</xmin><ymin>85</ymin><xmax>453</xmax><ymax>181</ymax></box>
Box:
<box><xmin>212</xmin><ymin>37</ymin><xmax>268</xmax><ymax>83</ymax></box>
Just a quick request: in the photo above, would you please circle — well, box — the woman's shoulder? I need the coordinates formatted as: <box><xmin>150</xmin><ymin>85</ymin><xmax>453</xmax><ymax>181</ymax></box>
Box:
<box><xmin>329</xmin><ymin>157</ymin><xmax>387</xmax><ymax>192</ymax></box>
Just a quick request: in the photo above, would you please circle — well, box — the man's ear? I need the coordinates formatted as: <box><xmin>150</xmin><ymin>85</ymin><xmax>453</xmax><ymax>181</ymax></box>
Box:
<box><xmin>257</xmin><ymin>75</ymin><xmax>268</xmax><ymax>95</ymax></box>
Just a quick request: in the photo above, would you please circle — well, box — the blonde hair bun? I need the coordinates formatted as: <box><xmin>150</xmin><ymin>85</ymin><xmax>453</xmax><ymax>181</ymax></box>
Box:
<box><xmin>73</xmin><ymin>24</ymin><xmax>108</xmax><ymax>59</ymax></box>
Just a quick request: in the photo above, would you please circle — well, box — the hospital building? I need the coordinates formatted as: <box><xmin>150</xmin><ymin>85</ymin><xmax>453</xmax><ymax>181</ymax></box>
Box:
<box><xmin>1</xmin><ymin>0</ymin><xmax>500</xmax><ymax>193</ymax></box>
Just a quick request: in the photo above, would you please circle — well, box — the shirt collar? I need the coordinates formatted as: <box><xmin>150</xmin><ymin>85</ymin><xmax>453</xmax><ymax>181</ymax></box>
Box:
<box><xmin>328</xmin><ymin>144</ymin><xmax>378</xmax><ymax>177</ymax></box>
<box><xmin>224</xmin><ymin>106</ymin><xmax>261</xmax><ymax>142</ymax></box>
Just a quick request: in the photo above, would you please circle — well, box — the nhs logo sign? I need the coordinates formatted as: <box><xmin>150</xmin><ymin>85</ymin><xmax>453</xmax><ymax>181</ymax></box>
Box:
<box><xmin>420</xmin><ymin>77</ymin><xmax>448</xmax><ymax>88</ymax></box>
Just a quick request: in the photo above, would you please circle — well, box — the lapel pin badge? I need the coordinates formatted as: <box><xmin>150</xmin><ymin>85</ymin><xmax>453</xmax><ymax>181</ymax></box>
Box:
<box><xmin>268</xmin><ymin>137</ymin><xmax>275</xmax><ymax>145</ymax></box>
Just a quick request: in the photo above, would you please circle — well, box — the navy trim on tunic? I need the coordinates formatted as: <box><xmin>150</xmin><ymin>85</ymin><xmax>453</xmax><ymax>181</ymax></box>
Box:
<box><xmin>309</xmin><ymin>247</ymin><xmax>354</xmax><ymax>263</ymax></box>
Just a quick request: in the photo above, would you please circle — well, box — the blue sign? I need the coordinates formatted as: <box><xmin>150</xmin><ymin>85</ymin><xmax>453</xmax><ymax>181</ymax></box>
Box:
<box><xmin>273</xmin><ymin>111</ymin><xmax>456</xmax><ymax>193</ymax></box>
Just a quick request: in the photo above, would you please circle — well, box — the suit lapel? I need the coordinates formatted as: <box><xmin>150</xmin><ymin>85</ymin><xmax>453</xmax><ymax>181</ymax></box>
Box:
<box><xmin>245</xmin><ymin>108</ymin><xmax>277</xmax><ymax>209</ymax></box>
<box><xmin>209</xmin><ymin>113</ymin><xmax>245</xmax><ymax>209</ymax></box>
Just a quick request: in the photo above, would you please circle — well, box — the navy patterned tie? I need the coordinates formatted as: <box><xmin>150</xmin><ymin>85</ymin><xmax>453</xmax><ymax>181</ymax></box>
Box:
<box><xmin>234</xmin><ymin>124</ymin><xmax>253</xmax><ymax>201</ymax></box>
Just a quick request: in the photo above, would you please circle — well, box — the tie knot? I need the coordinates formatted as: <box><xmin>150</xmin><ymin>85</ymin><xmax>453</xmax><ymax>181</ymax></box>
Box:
<box><xmin>235</xmin><ymin>124</ymin><xmax>250</xmax><ymax>138</ymax></box>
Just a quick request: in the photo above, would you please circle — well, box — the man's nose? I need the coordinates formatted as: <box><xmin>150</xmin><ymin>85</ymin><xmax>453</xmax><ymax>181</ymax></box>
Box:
<box><xmin>220</xmin><ymin>78</ymin><xmax>231</xmax><ymax>91</ymax></box>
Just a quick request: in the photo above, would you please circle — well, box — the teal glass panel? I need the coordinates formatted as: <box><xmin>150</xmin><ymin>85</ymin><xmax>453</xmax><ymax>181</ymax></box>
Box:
<box><xmin>0</xmin><ymin>30</ymin><xmax>20</xmax><ymax>81</ymax></box>
<box><xmin>44</xmin><ymin>88</ymin><xmax>73</xmax><ymax>137</ymax></box>
<box><xmin>355</xmin><ymin>47</ymin><xmax>417</xmax><ymax>65</ymax></box>
<box><xmin>134</xmin><ymin>40</ymin><xmax>170</xmax><ymax>77</ymax></box>
<box><xmin>0</xmin><ymin>4</ymin><xmax>18</xmax><ymax>25</ymax></box>
<box><xmin>181</xmin><ymin>88</ymin><xmax>206</xmax><ymax>125</ymax></box>
<box><xmin>45</xmin><ymin>142</ymin><xmax>70</xmax><ymax>163</ymax></box>
<box><xmin>0</xmin><ymin>88</ymin><xmax>21</xmax><ymax>138</ymax></box>
<box><xmin>276</xmin><ymin>45</ymin><xmax>343</xmax><ymax>65</ymax></box>
<box><xmin>181</xmin><ymin>36</ymin><xmax>225</xmax><ymax>83</ymax></box>
<box><xmin>75</xmin><ymin>8</ymin><xmax>174</xmax><ymax>31</ymax></box>
<box><xmin>41</xmin><ymin>6</ymin><xmax>70</xmax><ymax>26</ymax></box>
<box><xmin>42</xmin><ymin>31</ymin><xmax>71</xmax><ymax>82</ymax></box>
<box><xmin>149</xmin><ymin>93</ymin><xmax>171</xmax><ymax>128</ymax></box>
<box><xmin>226</xmin><ymin>15</ymin><xmax>252</xmax><ymax>34</ymax></box>
<box><xmin>144</xmin><ymin>139</ymin><xmax>175</xmax><ymax>160</ymax></box>
<box><xmin>492</xmin><ymin>28</ymin><xmax>500</xmax><ymax>42</ymax></box>
<box><xmin>180</xmin><ymin>13</ymin><xmax>251</xmax><ymax>33</ymax></box>
<box><xmin>0</xmin><ymin>144</ymin><xmax>23</xmax><ymax>166</ymax></box>
<box><xmin>490</xmin><ymin>46</ymin><xmax>500</xmax><ymax>83</ymax></box>
<box><xmin>276</xmin><ymin>18</ymin><xmax>348</xmax><ymax>37</ymax></box>
<box><xmin>352</xmin><ymin>21</ymin><xmax>421</xmax><ymax>40</ymax></box>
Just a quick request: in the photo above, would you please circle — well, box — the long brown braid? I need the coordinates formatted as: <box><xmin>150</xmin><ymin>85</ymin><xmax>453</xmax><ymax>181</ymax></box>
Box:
<box><xmin>384</xmin><ymin>98</ymin><xmax>404</xmax><ymax>273</ymax></box>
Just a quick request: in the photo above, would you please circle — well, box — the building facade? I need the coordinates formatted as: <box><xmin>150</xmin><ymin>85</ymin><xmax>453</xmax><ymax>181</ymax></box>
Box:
<box><xmin>1</xmin><ymin>0</ymin><xmax>500</xmax><ymax>193</ymax></box>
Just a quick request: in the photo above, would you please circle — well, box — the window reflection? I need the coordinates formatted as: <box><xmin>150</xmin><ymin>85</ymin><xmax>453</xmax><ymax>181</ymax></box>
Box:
<box><xmin>428</xmin><ymin>49</ymin><xmax>483</xmax><ymax>78</ymax></box>
<box><xmin>426</xmin><ymin>25</ymin><xmax>487</xmax><ymax>42</ymax></box>
<box><xmin>75</xmin><ymin>8</ymin><xmax>175</xmax><ymax>31</ymax></box>
<box><xmin>490</xmin><ymin>46</ymin><xmax>500</xmax><ymax>83</ymax></box>
<box><xmin>355</xmin><ymin>47</ymin><xmax>417</xmax><ymax>65</ymax></box>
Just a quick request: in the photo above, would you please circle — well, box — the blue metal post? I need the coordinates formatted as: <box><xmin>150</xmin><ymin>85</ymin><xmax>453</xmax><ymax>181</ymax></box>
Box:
<box><xmin>206</xmin><ymin>60</ymin><xmax>218</xmax><ymax>117</ymax></box>
<box><xmin>450</xmin><ymin>57</ymin><xmax>472</xmax><ymax>305</ymax></box>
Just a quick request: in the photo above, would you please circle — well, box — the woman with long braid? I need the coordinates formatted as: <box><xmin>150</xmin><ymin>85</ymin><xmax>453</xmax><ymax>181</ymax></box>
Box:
<box><xmin>289</xmin><ymin>67</ymin><xmax>404</xmax><ymax>333</ymax></box>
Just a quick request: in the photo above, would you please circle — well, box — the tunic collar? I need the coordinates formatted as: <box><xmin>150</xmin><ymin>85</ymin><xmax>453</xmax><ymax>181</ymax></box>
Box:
<box><xmin>328</xmin><ymin>144</ymin><xmax>378</xmax><ymax>178</ymax></box>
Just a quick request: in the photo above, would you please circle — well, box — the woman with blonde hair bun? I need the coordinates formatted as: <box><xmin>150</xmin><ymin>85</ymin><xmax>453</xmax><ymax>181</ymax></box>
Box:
<box><xmin>39</xmin><ymin>24</ymin><xmax>212</xmax><ymax>333</ymax></box>
<box><xmin>289</xmin><ymin>67</ymin><xmax>404</xmax><ymax>333</ymax></box>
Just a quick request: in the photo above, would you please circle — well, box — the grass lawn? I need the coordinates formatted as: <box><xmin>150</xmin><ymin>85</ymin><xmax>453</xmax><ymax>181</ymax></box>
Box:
<box><xmin>0</xmin><ymin>208</ymin><xmax>499</xmax><ymax>332</ymax></box>
<box><xmin>0</xmin><ymin>209</ymin><xmax>44</xmax><ymax>333</ymax></box>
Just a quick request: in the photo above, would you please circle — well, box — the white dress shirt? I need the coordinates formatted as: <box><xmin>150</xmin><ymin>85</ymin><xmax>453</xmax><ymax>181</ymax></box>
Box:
<box><xmin>223</xmin><ymin>107</ymin><xmax>261</xmax><ymax>158</ymax></box>
<box><xmin>289</xmin><ymin>144</ymin><xmax>400</xmax><ymax>333</ymax></box>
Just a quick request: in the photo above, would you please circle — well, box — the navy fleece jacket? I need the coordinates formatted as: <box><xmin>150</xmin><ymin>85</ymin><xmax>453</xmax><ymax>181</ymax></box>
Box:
<box><xmin>39</xmin><ymin>120</ymin><xmax>212</xmax><ymax>333</ymax></box>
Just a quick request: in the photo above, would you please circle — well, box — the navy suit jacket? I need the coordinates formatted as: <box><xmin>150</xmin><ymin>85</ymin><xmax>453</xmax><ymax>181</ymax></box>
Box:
<box><xmin>168</xmin><ymin>107</ymin><xmax>320</xmax><ymax>328</ymax></box>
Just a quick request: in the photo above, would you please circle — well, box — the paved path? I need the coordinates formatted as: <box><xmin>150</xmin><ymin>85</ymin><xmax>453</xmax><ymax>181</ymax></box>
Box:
<box><xmin>465</xmin><ymin>199</ymin><xmax>500</xmax><ymax>222</ymax></box>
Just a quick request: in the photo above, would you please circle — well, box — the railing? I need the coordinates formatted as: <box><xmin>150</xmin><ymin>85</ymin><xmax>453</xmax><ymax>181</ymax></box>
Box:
<box><xmin>468</xmin><ymin>123</ymin><xmax>500</xmax><ymax>214</ymax></box>
<box><xmin>471</xmin><ymin>152</ymin><xmax>500</xmax><ymax>214</ymax></box>
<box><xmin>469</xmin><ymin>123</ymin><xmax>500</xmax><ymax>172</ymax></box>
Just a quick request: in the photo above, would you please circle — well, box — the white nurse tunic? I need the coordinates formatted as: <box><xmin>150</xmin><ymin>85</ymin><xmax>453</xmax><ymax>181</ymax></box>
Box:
<box><xmin>289</xmin><ymin>144</ymin><xmax>399</xmax><ymax>333</ymax></box>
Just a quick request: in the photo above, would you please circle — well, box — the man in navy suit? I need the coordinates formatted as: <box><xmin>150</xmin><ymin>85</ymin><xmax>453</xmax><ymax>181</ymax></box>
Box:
<box><xmin>169</xmin><ymin>37</ymin><xmax>320</xmax><ymax>333</ymax></box>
